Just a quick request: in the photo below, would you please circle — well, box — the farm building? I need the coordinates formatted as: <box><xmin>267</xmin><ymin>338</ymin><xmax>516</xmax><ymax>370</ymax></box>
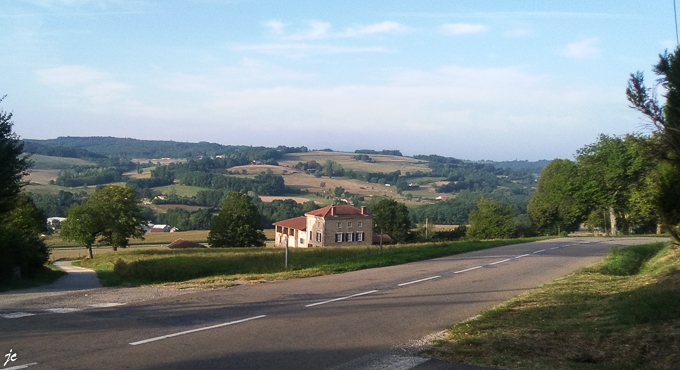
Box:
<box><xmin>273</xmin><ymin>205</ymin><xmax>374</xmax><ymax>248</ymax></box>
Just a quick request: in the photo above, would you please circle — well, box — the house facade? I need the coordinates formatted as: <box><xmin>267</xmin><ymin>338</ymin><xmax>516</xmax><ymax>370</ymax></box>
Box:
<box><xmin>273</xmin><ymin>205</ymin><xmax>373</xmax><ymax>248</ymax></box>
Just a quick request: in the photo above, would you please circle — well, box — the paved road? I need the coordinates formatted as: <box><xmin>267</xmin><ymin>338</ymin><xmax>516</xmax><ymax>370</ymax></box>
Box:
<box><xmin>0</xmin><ymin>237</ymin><xmax>663</xmax><ymax>370</ymax></box>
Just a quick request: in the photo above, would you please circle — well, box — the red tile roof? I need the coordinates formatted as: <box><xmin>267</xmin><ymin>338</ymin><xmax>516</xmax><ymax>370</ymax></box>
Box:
<box><xmin>305</xmin><ymin>205</ymin><xmax>368</xmax><ymax>217</ymax></box>
<box><xmin>273</xmin><ymin>216</ymin><xmax>307</xmax><ymax>231</ymax></box>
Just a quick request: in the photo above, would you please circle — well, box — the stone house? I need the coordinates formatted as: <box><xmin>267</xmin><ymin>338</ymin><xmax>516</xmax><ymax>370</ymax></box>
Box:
<box><xmin>273</xmin><ymin>205</ymin><xmax>374</xmax><ymax>248</ymax></box>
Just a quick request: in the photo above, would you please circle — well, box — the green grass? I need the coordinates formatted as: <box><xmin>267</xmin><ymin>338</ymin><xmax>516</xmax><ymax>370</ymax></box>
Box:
<box><xmin>29</xmin><ymin>154</ymin><xmax>97</xmax><ymax>170</ymax></box>
<box><xmin>153</xmin><ymin>184</ymin><xmax>208</xmax><ymax>197</ymax></box>
<box><xmin>78</xmin><ymin>238</ymin><xmax>546</xmax><ymax>287</ymax></box>
<box><xmin>0</xmin><ymin>264</ymin><xmax>66</xmax><ymax>292</ymax></box>
<box><xmin>427</xmin><ymin>242</ymin><xmax>680</xmax><ymax>370</ymax></box>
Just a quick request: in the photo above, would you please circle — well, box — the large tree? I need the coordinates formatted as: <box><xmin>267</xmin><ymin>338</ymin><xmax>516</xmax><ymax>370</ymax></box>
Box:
<box><xmin>61</xmin><ymin>185</ymin><xmax>146</xmax><ymax>258</ymax></box>
<box><xmin>627</xmin><ymin>48</ymin><xmax>680</xmax><ymax>243</ymax></box>
<box><xmin>370</xmin><ymin>198</ymin><xmax>411</xmax><ymax>242</ymax></box>
<box><xmin>466</xmin><ymin>198</ymin><xmax>516</xmax><ymax>240</ymax></box>
<box><xmin>576</xmin><ymin>134</ymin><xmax>649</xmax><ymax>236</ymax></box>
<box><xmin>0</xmin><ymin>96</ymin><xmax>31</xmax><ymax>215</ymax></box>
<box><xmin>527</xmin><ymin>159</ymin><xmax>585</xmax><ymax>235</ymax></box>
<box><xmin>208</xmin><ymin>192</ymin><xmax>266</xmax><ymax>247</ymax></box>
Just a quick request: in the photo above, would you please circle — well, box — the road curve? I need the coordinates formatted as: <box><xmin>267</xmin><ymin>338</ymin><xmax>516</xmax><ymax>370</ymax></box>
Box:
<box><xmin>0</xmin><ymin>237</ymin><xmax>664</xmax><ymax>370</ymax></box>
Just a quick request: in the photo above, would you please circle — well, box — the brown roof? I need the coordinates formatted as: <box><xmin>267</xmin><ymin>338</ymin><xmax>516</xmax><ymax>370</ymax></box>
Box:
<box><xmin>372</xmin><ymin>234</ymin><xmax>395</xmax><ymax>245</ymax></box>
<box><xmin>166</xmin><ymin>239</ymin><xmax>206</xmax><ymax>249</ymax></box>
<box><xmin>305</xmin><ymin>205</ymin><xmax>368</xmax><ymax>218</ymax></box>
<box><xmin>273</xmin><ymin>216</ymin><xmax>307</xmax><ymax>231</ymax></box>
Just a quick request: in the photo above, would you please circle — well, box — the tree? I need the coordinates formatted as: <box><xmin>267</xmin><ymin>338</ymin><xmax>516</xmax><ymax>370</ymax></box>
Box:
<box><xmin>0</xmin><ymin>96</ymin><xmax>31</xmax><ymax>215</ymax></box>
<box><xmin>527</xmin><ymin>159</ymin><xmax>585</xmax><ymax>235</ymax></box>
<box><xmin>61</xmin><ymin>185</ymin><xmax>146</xmax><ymax>258</ymax></box>
<box><xmin>208</xmin><ymin>192</ymin><xmax>266</xmax><ymax>247</ymax></box>
<box><xmin>627</xmin><ymin>48</ymin><xmax>680</xmax><ymax>243</ymax></box>
<box><xmin>370</xmin><ymin>198</ymin><xmax>411</xmax><ymax>242</ymax></box>
<box><xmin>466</xmin><ymin>198</ymin><xmax>516</xmax><ymax>240</ymax></box>
<box><xmin>576</xmin><ymin>135</ymin><xmax>649</xmax><ymax>236</ymax></box>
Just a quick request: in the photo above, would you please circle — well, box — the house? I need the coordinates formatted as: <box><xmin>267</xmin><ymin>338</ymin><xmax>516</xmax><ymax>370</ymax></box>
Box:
<box><xmin>273</xmin><ymin>205</ymin><xmax>373</xmax><ymax>248</ymax></box>
<box><xmin>144</xmin><ymin>224</ymin><xmax>178</xmax><ymax>233</ymax></box>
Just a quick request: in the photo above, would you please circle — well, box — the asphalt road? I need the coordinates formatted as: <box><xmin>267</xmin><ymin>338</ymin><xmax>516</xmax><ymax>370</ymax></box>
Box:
<box><xmin>0</xmin><ymin>237</ymin><xmax>664</xmax><ymax>370</ymax></box>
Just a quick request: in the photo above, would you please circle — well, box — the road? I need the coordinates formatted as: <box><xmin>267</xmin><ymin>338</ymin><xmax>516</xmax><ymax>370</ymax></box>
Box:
<box><xmin>0</xmin><ymin>237</ymin><xmax>663</xmax><ymax>370</ymax></box>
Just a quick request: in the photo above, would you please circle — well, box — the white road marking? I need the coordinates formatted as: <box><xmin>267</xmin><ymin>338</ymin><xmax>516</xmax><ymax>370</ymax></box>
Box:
<box><xmin>514</xmin><ymin>254</ymin><xmax>531</xmax><ymax>259</ymax></box>
<box><xmin>1</xmin><ymin>312</ymin><xmax>35</xmax><ymax>319</ymax></box>
<box><xmin>45</xmin><ymin>308</ymin><xmax>83</xmax><ymax>314</ymax></box>
<box><xmin>4</xmin><ymin>362</ymin><xmax>39</xmax><ymax>370</ymax></box>
<box><xmin>89</xmin><ymin>303</ymin><xmax>126</xmax><ymax>308</ymax></box>
<box><xmin>533</xmin><ymin>249</ymin><xmax>546</xmax><ymax>254</ymax></box>
<box><xmin>549</xmin><ymin>246</ymin><xmax>560</xmax><ymax>250</ymax></box>
<box><xmin>454</xmin><ymin>266</ymin><xmax>482</xmax><ymax>274</ymax></box>
<box><xmin>129</xmin><ymin>315</ymin><xmax>267</xmax><ymax>346</ymax></box>
<box><xmin>305</xmin><ymin>290</ymin><xmax>379</xmax><ymax>308</ymax></box>
<box><xmin>397</xmin><ymin>276</ymin><xmax>441</xmax><ymax>287</ymax></box>
<box><xmin>489</xmin><ymin>258</ymin><xmax>511</xmax><ymax>266</ymax></box>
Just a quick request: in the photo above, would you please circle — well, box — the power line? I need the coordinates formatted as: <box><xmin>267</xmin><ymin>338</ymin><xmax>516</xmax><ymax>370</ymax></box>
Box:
<box><xmin>675</xmin><ymin>0</ymin><xmax>679</xmax><ymax>45</ymax></box>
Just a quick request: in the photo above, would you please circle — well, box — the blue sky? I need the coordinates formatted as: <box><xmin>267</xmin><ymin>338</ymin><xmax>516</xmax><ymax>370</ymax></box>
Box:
<box><xmin>1</xmin><ymin>0</ymin><xmax>676</xmax><ymax>160</ymax></box>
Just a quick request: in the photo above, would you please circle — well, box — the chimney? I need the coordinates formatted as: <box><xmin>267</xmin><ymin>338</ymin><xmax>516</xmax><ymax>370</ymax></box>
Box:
<box><xmin>330</xmin><ymin>206</ymin><xmax>335</xmax><ymax>216</ymax></box>
<box><xmin>360</xmin><ymin>206</ymin><xmax>366</xmax><ymax>215</ymax></box>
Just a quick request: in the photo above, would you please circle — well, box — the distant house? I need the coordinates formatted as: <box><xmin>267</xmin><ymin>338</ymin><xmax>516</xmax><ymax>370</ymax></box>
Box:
<box><xmin>435</xmin><ymin>196</ymin><xmax>450</xmax><ymax>201</ymax></box>
<box><xmin>144</xmin><ymin>224</ymin><xmax>178</xmax><ymax>233</ymax></box>
<box><xmin>273</xmin><ymin>205</ymin><xmax>374</xmax><ymax>248</ymax></box>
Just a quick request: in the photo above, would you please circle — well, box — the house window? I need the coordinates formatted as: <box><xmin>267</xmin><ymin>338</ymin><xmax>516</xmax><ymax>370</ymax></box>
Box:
<box><xmin>316</xmin><ymin>231</ymin><xmax>322</xmax><ymax>242</ymax></box>
<box><xmin>357</xmin><ymin>232</ymin><xmax>364</xmax><ymax>242</ymax></box>
<box><xmin>309</xmin><ymin>231</ymin><xmax>312</xmax><ymax>240</ymax></box>
<box><xmin>358</xmin><ymin>222</ymin><xmax>362</xmax><ymax>228</ymax></box>
<box><xmin>300</xmin><ymin>238</ymin><xmax>304</xmax><ymax>244</ymax></box>
<box><xmin>335</xmin><ymin>233</ymin><xmax>343</xmax><ymax>243</ymax></box>
<box><xmin>345</xmin><ymin>232</ymin><xmax>353</xmax><ymax>242</ymax></box>
<box><xmin>338</xmin><ymin>222</ymin><xmax>342</xmax><ymax>228</ymax></box>
<box><xmin>347</xmin><ymin>222</ymin><xmax>352</xmax><ymax>228</ymax></box>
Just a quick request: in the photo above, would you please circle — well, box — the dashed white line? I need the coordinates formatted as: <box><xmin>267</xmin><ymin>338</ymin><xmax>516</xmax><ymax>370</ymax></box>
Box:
<box><xmin>89</xmin><ymin>303</ymin><xmax>126</xmax><ymax>308</ymax></box>
<box><xmin>489</xmin><ymin>258</ymin><xmax>511</xmax><ymax>266</ymax></box>
<box><xmin>533</xmin><ymin>249</ymin><xmax>546</xmax><ymax>254</ymax></box>
<box><xmin>45</xmin><ymin>308</ymin><xmax>83</xmax><ymax>314</ymax></box>
<box><xmin>549</xmin><ymin>246</ymin><xmax>560</xmax><ymax>250</ymax></box>
<box><xmin>129</xmin><ymin>315</ymin><xmax>267</xmax><ymax>346</ymax></box>
<box><xmin>454</xmin><ymin>266</ymin><xmax>482</xmax><ymax>274</ymax></box>
<box><xmin>397</xmin><ymin>276</ymin><xmax>441</xmax><ymax>287</ymax></box>
<box><xmin>514</xmin><ymin>254</ymin><xmax>531</xmax><ymax>259</ymax></box>
<box><xmin>1</xmin><ymin>312</ymin><xmax>35</xmax><ymax>319</ymax></box>
<box><xmin>4</xmin><ymin>362</ymin><xmax>39</xmax><ymax>370</ymax></box>
<box><xmin>306</xmin><ymin>290</ymin><xmax>379</xmax><ymax>307</ymax></box>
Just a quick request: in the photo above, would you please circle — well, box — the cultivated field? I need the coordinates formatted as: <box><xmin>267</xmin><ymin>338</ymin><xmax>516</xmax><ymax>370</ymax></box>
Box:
<box><xmin>29</xmin><ymin>154</ymin><xmax>96</xmax><ymax>169</ymax></box>
<box><xmin>278</xmin><ymin>151</ymin><xmax>431</xmax><ymax>174</ymax></box>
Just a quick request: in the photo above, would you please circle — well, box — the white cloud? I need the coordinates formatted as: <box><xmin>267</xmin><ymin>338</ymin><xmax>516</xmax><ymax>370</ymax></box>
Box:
<box><xmin>341</xmin><ymin>21</ymin><xmax>408</xmax><ymax>37</ymax></box>
<box><xmin>264</xmin><ymin>20</ymin><xmax>286</xmax><ymax>35</ymax></box>
<box><xmin>35</xmin><ymin>65</ymin><xmax>131</xmax><ymax>107</ymax></box>
<box><xmin>562</xmin><ymin>38</ymin><xmax>600</xmax><ymax>59</ymax></box>
<box><xmin>35</xmin><ymin>65</ymin><xmax>107</xmax><ymax>86</ymax></box>
<box><xmin>659</xmin><ymin>39</ymin><xmax>677</xmax><ymax>49</ymax></box>
<box><xmin>232</xmin><ymin>43</ymin><xmax>390</xmax><ymax>56</ymax></box>
<box><xmin>441</xmin><ymin>23</ymin><xmax>488</xmax><ymax>35</ymax></box>
<box><xmin>288</xmin><ymin>21</ymin><xmax>331</xmax><ymax>40</ymax></box>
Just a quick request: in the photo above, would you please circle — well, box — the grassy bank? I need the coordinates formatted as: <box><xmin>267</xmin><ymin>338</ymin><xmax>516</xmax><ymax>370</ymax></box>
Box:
<box><xmin>427</xmin><ymin>242</ymin><xmax>680</xmax><ymax>370</ymax></box>
<box><xmin>78</xmin><ymin>237</ymin><xmax>545</xmax><ymax>287</ymax></box>
<box><xmin>0</xmin><ymin>264</ymin><xmax>66</xmax><ymax>292</ymax></box>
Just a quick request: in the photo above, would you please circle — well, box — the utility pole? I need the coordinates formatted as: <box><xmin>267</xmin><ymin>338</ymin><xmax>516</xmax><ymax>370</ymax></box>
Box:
<box><xmin>425</xmin><ymin>218</ymin><xmax>429</xmax><ymax>240</ymax></box>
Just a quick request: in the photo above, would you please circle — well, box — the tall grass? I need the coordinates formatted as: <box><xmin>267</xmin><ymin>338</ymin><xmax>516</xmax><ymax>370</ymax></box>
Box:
<box><xmin>79</xmin><ymin>238</ymin><xmax>543</xmax><ymax>286</ymax></box>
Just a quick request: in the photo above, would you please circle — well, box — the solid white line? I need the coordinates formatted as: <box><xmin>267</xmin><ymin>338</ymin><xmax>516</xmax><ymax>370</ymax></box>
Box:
<box><xmin>45</xmin><ymin>308</ymin><xmax>82</xmax><ymax>313</ymax></box>
<box><xmin>305</xmin><ymin>290</ymin><xmax>379</xmax><ymax>307</ymax></box>
<box><xmin>398</xmin><ymin>276</ymin><xmax>441</xmax><ymax>287</ymax></box>
<box><xmin>129</xmin><ymin>315</ymin><xmax>266</xmax><ymax>346</ymax></box>
<box><xmin>454</xmin><ymin>266</ymin><xmax>482</xmax><ymax>274</ymax></box>
<box><xmin>4</xmin><ymin>362</ymin><xmax>39</xmax><ymax>370</ymax></box>
<box><xmin>533</xmin><ymin>249</ymin><xmax>546</xmax><ymax>254</ymax></box>
<box><xmin>514</xmin><ymin>254</ymin><xmax>531</xmax><ymax>259</ymax></box>
<box><xmin>489</xmin><ymin>258</ymin><xmax>511</xmax><ymax>266</ymax></box>
<box><xmin>89</xmin><ymin>303</ymin><xmax>126</xmax><ymax>308</ymax></box>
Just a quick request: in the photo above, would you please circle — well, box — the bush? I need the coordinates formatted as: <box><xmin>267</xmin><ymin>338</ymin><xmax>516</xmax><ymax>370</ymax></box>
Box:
<box><xmin>599</xmin><ymin>243</ymin><xmax>666</xmax><ymax>276</ymax></box>
<box><xmin>113</xmin><ymin>258</ymin><xmax>128</xmax><ymax>277</ymax></box>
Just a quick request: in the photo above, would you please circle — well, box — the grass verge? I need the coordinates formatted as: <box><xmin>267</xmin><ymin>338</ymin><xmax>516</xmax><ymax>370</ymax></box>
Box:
<box><xmin>426</xmin><ymin>242</ymin><xmax>680</xmax><ymax>370</ymax></box>
<box><xmin>0</xmin><ymin>264</ymin><xmax>66</xmax><ymax>292</ymax></box>
<box><xmin>77</xmin><ymin>237</ymin><xmax>547</xmax><ymax>288</ymax></box>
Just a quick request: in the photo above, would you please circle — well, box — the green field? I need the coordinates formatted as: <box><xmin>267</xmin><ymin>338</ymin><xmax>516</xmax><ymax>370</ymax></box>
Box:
<box><xmin>278</xmin><ymin>151</ymin><xmax>432</xmax><ymax>174</ymax></box>
<box><xmin>29</xmin><ymin>154</ymin><xmax>97</xmax><ymax>169</ymax></box>
<box><xmin>77</xmin><ymin>238</ymin><xmax>544</xmax><ymax>287</ymax></box>
<box><xmin>428</xmin><ymin>242</ymin><xmax>680</xmax><ymax>370</ymax></box>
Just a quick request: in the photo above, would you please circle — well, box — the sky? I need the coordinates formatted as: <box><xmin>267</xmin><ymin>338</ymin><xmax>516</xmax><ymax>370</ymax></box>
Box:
<box><xmin>1</xmin><ymin>0</ymin><xmax>677</xmax><ymax>161</ymax></box>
